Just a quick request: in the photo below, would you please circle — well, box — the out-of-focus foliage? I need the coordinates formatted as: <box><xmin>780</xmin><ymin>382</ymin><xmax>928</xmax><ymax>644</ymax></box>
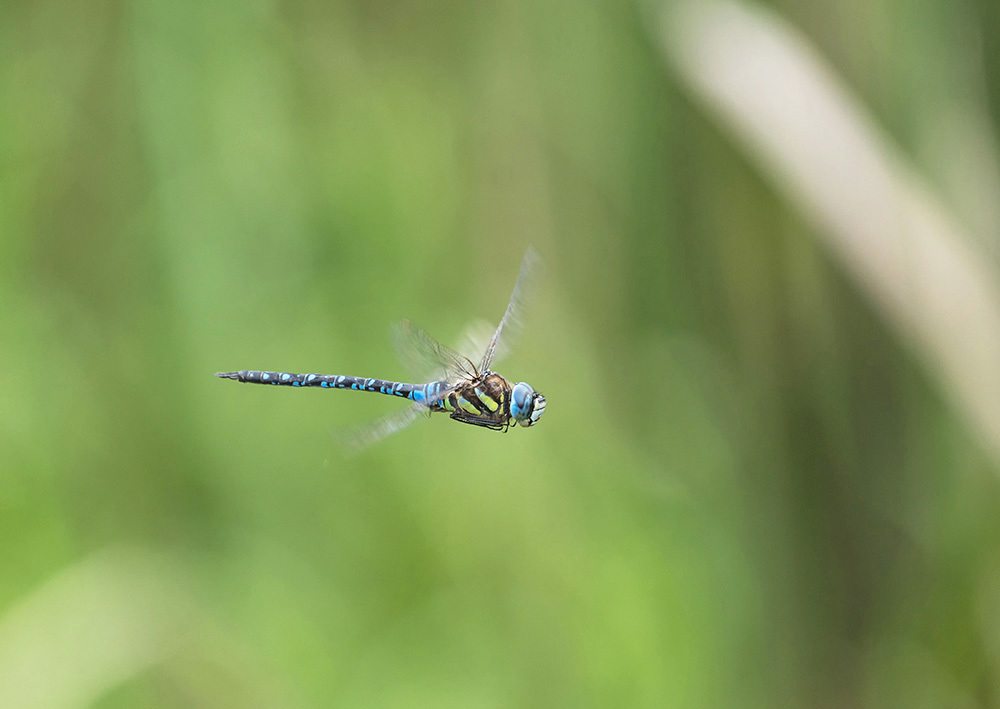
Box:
<box><xmin>2</xmin><ymin>0</ymin><xmax>1000</xmax><ymax>706</ymax></box>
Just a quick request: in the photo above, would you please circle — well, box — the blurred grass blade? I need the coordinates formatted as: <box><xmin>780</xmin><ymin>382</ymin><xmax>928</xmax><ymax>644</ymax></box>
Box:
<box><xmin>0</xmin><ymin>548</ymin><xmax>190</xmax><ymax>709</ymax></box>
<box><xmin>655</xmin><ymin>0</ymin><xmax>1000</xmax><ymax>465</ymax></box>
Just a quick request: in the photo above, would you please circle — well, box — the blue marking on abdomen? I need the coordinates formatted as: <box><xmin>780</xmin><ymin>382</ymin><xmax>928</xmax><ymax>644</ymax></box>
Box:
<box><xmin>225</xmin><ymin>372</ymin><xmax>436</xmax><ymax>404</ymax></box>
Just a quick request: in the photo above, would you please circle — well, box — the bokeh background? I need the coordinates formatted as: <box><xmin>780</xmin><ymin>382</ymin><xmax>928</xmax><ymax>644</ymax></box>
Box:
<box><xmin>4</xmin><ymin>0</ymin><xmax>1000</xmax><ymax>706</ymax></box>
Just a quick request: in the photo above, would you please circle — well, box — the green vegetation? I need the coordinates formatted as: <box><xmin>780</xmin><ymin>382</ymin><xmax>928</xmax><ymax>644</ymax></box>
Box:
<box><xmin>3</xmin><ymin>0</ymin><xmax>1000</xmax><ymax>706</ymax></box>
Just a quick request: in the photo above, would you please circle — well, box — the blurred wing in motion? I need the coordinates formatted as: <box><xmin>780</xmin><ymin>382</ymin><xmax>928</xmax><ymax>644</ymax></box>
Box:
<box><xmin>392</xmin><ymin>319</ymin><xmax>479</xmax><ymax>383</ymax></box>
<box><xmin>337</xmin><ymin>403</ymin><xmax>430</xmax><ymax>456</ymax></box>
<box><xmin>340</xmin><ymin>323</ymin><xmax>468</xmax><ymax>453</ymax></box>
<box><xmin>326</xmin><ymin>248</ymin><xmax>542</xmax><ymax>453</ymax></box>
<box><xmin>479</xmin><ymin>247</ymin><xmax>541</xmax><ymax>372</ymax></box>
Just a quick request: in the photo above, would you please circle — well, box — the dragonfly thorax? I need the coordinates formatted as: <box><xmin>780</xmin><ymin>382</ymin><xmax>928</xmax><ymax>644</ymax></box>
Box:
<box><xmin>510</xmin><ymin>381</ymin><xmax>546</xmax><ymax>427</ymax></box>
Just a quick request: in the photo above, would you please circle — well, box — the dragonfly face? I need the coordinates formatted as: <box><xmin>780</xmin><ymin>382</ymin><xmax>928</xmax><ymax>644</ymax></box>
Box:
<box><xmin>510</xmin><ymin>381</ymin><xmax>546</xmax><ymax>427</ymax></box>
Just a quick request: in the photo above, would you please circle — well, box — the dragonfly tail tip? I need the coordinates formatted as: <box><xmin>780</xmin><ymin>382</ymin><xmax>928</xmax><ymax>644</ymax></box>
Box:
<box><xmin>215</xmin><ymin>371</ymin><xmax>239</xmax><ymax>379</ymax></box>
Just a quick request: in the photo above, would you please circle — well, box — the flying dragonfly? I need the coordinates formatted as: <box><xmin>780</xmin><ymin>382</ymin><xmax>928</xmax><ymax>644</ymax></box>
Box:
<box><xmin>216</xmin><ymin>248</ymin><xmax>546</xmax><ymax>448</ymax></box>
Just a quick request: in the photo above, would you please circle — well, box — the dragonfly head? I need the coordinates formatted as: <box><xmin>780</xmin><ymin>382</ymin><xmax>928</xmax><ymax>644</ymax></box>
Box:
<box><xmin>510</xmin><ymin>382</ymin><xmax>546</xmax><ymax>427</ymax></box>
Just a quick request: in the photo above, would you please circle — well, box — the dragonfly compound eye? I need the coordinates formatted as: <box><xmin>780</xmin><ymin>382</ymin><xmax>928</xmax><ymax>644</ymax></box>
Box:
<box><xmin>511</xmin><ymin>382</ymin><xmax>545</xmax><ymax>426</ymax></box>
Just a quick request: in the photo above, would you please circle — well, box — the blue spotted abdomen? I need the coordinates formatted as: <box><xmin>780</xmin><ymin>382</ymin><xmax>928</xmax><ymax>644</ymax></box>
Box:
<box><xmin>215</xmin><ymin>370</ymin><xmax>447</xmax><ymax>404</ymax></box>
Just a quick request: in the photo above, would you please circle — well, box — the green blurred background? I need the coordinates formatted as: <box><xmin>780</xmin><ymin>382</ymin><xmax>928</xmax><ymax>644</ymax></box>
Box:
<box><xmin>4</xmin><ymin>0</ymin><xmax>1000</xmax><ymax>706</ymax></box>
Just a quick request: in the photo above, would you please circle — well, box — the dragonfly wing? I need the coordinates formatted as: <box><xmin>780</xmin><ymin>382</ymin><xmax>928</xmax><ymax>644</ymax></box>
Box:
<box><xmin>456</xmin><ymin>319</ymin><xmax>496</xmax><ymax>367</ymax></box>
<box><xmin>479</xmin><ymin>246</ymin><xmax>541</xmax><ymax>372</ymax></box>
<box><xmin>338</xmin><ymin>381</ymin><xmax>458</xmax><ymax>455</ymax></box>
<box><xmin>392</xmin><ymin>319</ymin><xmax>478</xmax><ymax>382</ymax></box>
<box><xmin>339</xmin><ymin>403</ymin><xmax>428</xmax><ymax>455</ymax></box>
<box><xmin>344</xmin><ymin>247</ymin><xmax>540</xmax><ymax>453</ymax></box>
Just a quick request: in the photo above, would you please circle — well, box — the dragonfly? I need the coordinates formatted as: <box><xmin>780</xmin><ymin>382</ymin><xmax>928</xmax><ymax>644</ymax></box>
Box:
<box><xmin>216</xmin><ymin>248</ymin><xmax>546</xmax><ymax>448</ymax></box>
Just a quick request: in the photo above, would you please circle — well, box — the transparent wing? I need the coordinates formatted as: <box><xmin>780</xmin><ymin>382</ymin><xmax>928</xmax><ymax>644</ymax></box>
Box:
<box><xmin>340</xmin><ymin>324</ymin><xmax>466</xmax><ymax>454</ymax></box>
<box><xmin>337</xmin><ymin>378</ymin><xmax>463</xmax><ymax>455</ymax></box>
<box><xmin>392</xmin><ymin>319</ymin><xmax>479</xmax><ymax>382</ymax></box>
<box><xmin>339</xmin><ymin>248</ymin><xmax>541</xmax><ymax>454</ymax></box>
<box><xmin>457</xmin><ymin>318</ymin><xmax>498</xmax><ymax>367</ymax></box>
<box><xmin>479</xmin><ymin>246</ymin><xmax>541</xmax><ymax>372</ymax></box>
<box><xmin>337</xmin><ymin>404</ymin><xmax>429</xmax><ymax>456</ymax></box>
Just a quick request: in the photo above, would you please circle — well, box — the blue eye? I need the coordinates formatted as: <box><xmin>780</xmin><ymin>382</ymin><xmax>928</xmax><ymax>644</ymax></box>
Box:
<box><xmin>510</xmin><ymin>382</ymin><xmax>535</xmax><ymax>421</ymax></box>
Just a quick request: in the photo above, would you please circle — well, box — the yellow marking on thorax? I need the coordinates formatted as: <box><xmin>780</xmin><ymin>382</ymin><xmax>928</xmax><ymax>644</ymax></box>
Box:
<box><xmin>476</xmin><ymin>387</ymin><xmax>500</xmax><ymax>413</ymax></box>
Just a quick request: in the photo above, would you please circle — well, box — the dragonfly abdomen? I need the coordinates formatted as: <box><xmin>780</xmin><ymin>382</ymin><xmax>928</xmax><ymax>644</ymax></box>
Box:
<box><xmin>215</xmin><ymin>370</ymin><xmax>429</xmax><ymax>400</ymax></box>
